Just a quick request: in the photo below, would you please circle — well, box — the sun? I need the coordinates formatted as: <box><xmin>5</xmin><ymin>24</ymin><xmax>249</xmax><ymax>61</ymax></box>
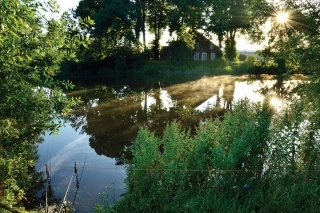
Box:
<box><xmin>277</xmin><ymin>12</ymin><xmax>289</xmax><ymax>23</ymax></box>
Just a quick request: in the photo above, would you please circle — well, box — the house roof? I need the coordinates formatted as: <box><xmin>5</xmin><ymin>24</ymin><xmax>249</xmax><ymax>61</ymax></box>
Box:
<box><xmin>194</xmin><ymin>32</ymin><xmax>219</xmax><ymax>51</ymax></box>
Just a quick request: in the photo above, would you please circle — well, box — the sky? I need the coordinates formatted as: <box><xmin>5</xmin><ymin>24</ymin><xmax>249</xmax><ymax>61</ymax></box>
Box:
<box><xmin>56</xmin><ymin>0</ymin><xmax>79</xmax><ymax>13</ymax></box>
<box><xmin>56</xmin><ymin>0</ymin><xmax>263</xmax><ymax>51</ymax></box>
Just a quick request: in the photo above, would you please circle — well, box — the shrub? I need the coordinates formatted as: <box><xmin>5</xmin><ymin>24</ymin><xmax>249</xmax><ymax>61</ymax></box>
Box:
<box><xmin>97</xmin><ymin>100</ymin><xmax>274</xmax><ymax>212</ymax></box>
<box><xmin>166</xmin><ymin>40</ymin><xmax>193</xmax><ymax>65</ymax></box>
<box><xmin>245</xmin><ymin>55</ymin><xmax>257</xmax><ymax>63</ymax></box>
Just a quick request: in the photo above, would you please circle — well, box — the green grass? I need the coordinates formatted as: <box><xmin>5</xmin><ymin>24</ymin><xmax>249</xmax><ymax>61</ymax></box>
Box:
<box><xmin>137</xmin><ymin>59</ymin><xmax>258</xmax><ymax>76</ymax></box>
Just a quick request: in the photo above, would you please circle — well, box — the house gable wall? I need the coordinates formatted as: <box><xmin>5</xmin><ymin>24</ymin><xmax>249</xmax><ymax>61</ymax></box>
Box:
<box><xmin>160</xmin><ymin>32</ymin><xmax>219</xmax><ymax>61</ymax></box>
<box><xmin>193</xmin><ymin>33</ymin><xmax>219</xmax><ymax>61</ymax></box>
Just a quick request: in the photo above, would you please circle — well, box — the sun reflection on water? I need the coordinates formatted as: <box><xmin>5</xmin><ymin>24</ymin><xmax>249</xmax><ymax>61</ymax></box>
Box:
<box><xmin>140</xmin><ymin>77</ymin><xmax>298</xmax><ymax>113</ymax></box>
<box><xmin>270</xmin><ymin>97</ymin><xmax>282</xmax><ymax>111</ymax></box>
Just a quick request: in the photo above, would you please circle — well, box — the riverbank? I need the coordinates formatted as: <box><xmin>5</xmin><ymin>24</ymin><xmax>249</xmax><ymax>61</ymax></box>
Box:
<box><xmin>139</xmin><ymin>59</ymin><xmax>258</xmax><ymax>75</ymax></box>
<box><xmin>60</xmin><ymin>58</ymin><xmax>310</xmax><ymax>86</ymax></box>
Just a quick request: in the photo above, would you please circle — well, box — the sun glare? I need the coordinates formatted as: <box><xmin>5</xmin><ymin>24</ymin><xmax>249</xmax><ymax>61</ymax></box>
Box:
<box><xmin>270</xmin><ymin>97</ymin><xmax>282</xmax><ymax>111</ymax></box>
<box><xmin>277</xmin><ymin>12</ymin><xmax>289</xmax><ymax>23</ymax></box>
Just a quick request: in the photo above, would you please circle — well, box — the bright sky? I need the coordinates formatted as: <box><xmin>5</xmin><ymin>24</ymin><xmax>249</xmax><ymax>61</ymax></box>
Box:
<box><xmin>56</xmin><ymin>0</ymin><xmax>263</xmax><ymax>51</ymax></box>
<box><xmin>56</xmin><ymin>0</ymin><xmax>79</xmax><ymax>12</ymax></box>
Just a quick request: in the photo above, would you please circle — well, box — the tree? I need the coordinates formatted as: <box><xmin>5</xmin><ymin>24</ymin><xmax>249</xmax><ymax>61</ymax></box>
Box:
<box><xmin>0</xmin><ymin>0</ymin><xmax>85</xmax><ymax>209</ymax></box>
<box><xmin>166</xmin><ymin>25</ymin><xmax>195</xmax><ymax>64</ymax></box>
<box><xmin>166</xmin><ymin>40</ymin><xmax>193</xmax><ymax>64</ymax></box>
<box><xmin>73</xmin><ymin>0</ymin><xmax>145</xmax><ymax>70</ymax></box>
<box><xmin>167</xmin><ymin>0</ymin><xmax>208</xmax><ymax>34</ymax></box>
<box><xmin>147</xmin><ymin>0</ymin><xmax>169</xmax><ymax>60</ymax></box>
<box><xmin>135</xmin><ymin>0</ymin><xmax>148</xmax><ymax>50</ymax></box>
<box><xmin>259</xmin><ymin>0</ymin><xmax>320</xmax><ymax>73</ymax></box>
<box><xmin>73</xmin><ymin>0</ymin><xmax>104</xmax><ymax>24</ymax></box>
<box><xmin>93</xmin><ymin>0</ymin><xmax>137</xmax><ymax>42</ymax></box>
<box><xmin>207</xmin><ymin>0</ymin><xmax>268</xmax><ymax>61</ymax></box>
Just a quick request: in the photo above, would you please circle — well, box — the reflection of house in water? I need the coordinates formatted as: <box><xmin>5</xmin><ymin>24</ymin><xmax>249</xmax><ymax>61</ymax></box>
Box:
<box><xmin>195</xmin><ymin>81</ymin><xmax>236</xmax><ymax>111</ymax></box>
<box><xmin>221</xmin><ymin>82</ymin><xmax>235</xmax><ymax>110</ymax></box>
<box><xmin>141</xmin><ymin>83</ymin><xmax>177</xmax><ymax>112</ymax></box>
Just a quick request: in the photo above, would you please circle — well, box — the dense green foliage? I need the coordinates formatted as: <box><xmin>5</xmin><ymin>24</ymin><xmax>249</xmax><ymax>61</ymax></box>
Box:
<box><xmin>70</xmin><ymin>0</ymin><xmax>319</xmax><ymax>78</ymax></box>
<box><xmin>73</xmin><ymin>0</ymin><xmax>143</xmax><ymax>59</ymax></box>
<box><xmin>72</xmin><ymin>0</ymin><xmax>269</xmax><ymax>66</ymax></box>
<box><xmin>0</xmin><ymin>0</ymin><xmax>86</xmax><ymax>210</ymax></box>
<box><xmin>137</xmin><ymin>58</ymin><xmax>274</xmax><ymax>76</ymax></box>
<box><xmin>95</xmin><ymin>77</ymin><xmax>320</xmax><ymax>212</ymax></box>
<box><xmin>165</xmin><ymin>40</ymin><xmax>193</xmax><ymax>64</ymax></box>
<box><xmin>207</xmin><ymin>0</ymin><xmax>268</xmax><ymax>61</ymax></box>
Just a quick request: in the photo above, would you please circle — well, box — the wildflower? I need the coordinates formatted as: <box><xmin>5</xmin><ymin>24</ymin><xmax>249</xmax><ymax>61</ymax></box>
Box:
<box><xmin>244</xmin><ymin>184</ymin><xmax>249</xmax><ymax>189</ymax></box>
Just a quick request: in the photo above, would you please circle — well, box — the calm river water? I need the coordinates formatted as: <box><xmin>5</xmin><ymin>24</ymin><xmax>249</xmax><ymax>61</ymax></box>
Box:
<box><xmin>35</xmin><ymin>75</ymin><xmax>300</xmax><ymax>212</ymax></box>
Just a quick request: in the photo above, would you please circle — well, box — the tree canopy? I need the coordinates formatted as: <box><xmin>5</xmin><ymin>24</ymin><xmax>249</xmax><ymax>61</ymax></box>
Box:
<box><xmin>73</xmin><ymin>0</ymin><xmax>270</xmax><ymax>62</ymax></box>
<box><xmin>257</xmin><ymin>0</ymin><xmax>320</xmax><ymax>73</ymax></box>
<box><xmin>0</xmin><ymin>0</ymin><xmax>87</xmax><ymax>209</ymax></box>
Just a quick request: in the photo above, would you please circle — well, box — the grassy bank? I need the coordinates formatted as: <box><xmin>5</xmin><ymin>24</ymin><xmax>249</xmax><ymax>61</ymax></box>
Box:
<box><xmin>60</xmin><ymin>57</ymin><xmax>283</xmax><ymax>84</ymax></box>
<box><xmin>137</xmin><ymin>59</ymin><xmax>276</xmax><ymax>76</ymax></box>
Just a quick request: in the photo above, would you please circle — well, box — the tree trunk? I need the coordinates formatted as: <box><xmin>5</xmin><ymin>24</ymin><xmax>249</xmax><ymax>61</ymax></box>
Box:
<box><xmin>153</xmin><ymin>10</ymin><xmax>160</xmax><ymax>60</ymax></box>
<box><xmin>142</xmin><ymin>1</ymin><xmax>146</xmax><ymax>51</ymax></box>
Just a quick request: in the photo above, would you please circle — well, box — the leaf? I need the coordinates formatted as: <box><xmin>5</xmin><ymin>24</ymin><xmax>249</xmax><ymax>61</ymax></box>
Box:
<box><xmin>9</xmin><ymin>31</ymin><xmax>19</xmax><ymax>38</ymax></box>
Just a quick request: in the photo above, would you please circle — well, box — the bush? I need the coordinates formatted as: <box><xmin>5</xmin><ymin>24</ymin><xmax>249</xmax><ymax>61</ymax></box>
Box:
<box><xmin>245</xmin><ymin>55</ymin><xmax>257</xmax><ymax>63</ymax></box>
<box><xmin>166</xmin><ymin>40</ymin><xmax>193</xmax><ymax>64</ymax></box>
<box><xmin>233</xmin><ymin>61</ymin><xmax>256</xmax><ymax>75</ymax></box>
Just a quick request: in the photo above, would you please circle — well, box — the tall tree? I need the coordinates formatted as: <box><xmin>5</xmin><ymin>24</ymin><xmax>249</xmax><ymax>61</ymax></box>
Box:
<box><xmin>74</xmin><ymin>0</ymin><xmax>104</xmax><ymax>21</ymax></box>
<box><xmin>167</xmin><ymin>0</ymin><xmax>208</xmax><ymax>34</ymax></box>
<box><xmin>207</xmin><ymin>0</ymin><xmax>268</xmax><ymax>61</ymax></box>
<box><xmin>147</xmin><ymin>0</ymin><xmax>168</xmax><ymax>59</ymax></box>
<box><xmin>74</xmin><ymin>0</ymin><xmax>143</xmax><ymax>60</ymax></box>
<box><xmin>135</xmin><ymin>0</ymin><xmax>148</xmax><ymax>50</ymax></box>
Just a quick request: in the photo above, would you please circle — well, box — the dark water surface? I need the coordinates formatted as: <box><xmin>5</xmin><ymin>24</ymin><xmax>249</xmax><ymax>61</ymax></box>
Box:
<box><xmin>35</xmin><ymin>75</ymin><xmax>300</xmax><ymax>212</ymax></box>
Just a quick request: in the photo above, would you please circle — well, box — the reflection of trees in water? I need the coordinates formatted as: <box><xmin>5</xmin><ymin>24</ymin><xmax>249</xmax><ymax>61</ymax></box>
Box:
<box><xmin>65</xmin><ymin>80</ymin><xmax>232</xmax><ymax>164</ymax></box>
<box><xmin>257</xmin><ymin>76</ymin><xmax>297</xmax><ymax>99</ymax></box>
<box><xmin>63</xmin><ymin>76</ymin><xmax>297</xmax><ymax>166</ymax></box>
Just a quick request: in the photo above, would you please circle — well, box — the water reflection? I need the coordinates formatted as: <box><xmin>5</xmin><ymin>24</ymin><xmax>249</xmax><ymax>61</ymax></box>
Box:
<box><xmin>66</xmin><ymin>76</ymin><xmax>300</xmax><ymax>164</ymax></box>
